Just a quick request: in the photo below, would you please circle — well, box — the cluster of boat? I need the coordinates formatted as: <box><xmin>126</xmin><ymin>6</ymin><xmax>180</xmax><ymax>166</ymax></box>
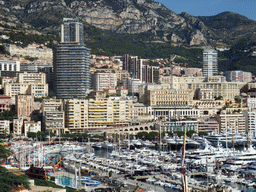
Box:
<box><xmin>92</xmin><ymin>139</ymin><xmax>155</xmax><ymax>150</ymax></box>
<box><xmin>7</xmin><ymin>134</ymin><xmax>256</xmax><ymax>191</ymax></box>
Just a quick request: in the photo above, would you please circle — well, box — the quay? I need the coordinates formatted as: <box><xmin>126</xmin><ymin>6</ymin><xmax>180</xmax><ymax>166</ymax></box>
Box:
<box><xmin>154</xmin><ymin>175</ymin><xmax>208</xmax><ymax>191</ymax></box>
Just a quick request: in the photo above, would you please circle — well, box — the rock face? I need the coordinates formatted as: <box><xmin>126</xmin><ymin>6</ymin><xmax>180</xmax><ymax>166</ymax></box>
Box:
<box><xmin>0</xmin><ymin>0</ymin><xmax>256</xmax><ymax>47</ymax></box>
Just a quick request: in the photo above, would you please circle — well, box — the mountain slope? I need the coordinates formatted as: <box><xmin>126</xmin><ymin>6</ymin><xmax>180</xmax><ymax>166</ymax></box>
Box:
<box><xmin>0</xmin><ymin>0</ymin><xmax>256</xmax><ymax>73</ymax></box>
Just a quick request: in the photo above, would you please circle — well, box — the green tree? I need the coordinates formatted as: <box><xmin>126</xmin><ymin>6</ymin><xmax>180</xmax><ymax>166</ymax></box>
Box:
<box><xmin>0</xmin><ymin>145</ymin><xmax>12</xmax><ymax>163</ymax></box>
<box><xmin>0</xmin><ymin>166</ymin><xmax>30</xmax><ymax>191</ymax></box>
<box><xmin>174</xmin><ymin>131</ymin><xmax>184</xmax><ymax>137</ymax></box>
<box><xmin>137</xmin><ymin>132</ymin><xmax>149</xmax><ymax>140</ymax></box>
<box><xmin>186</xmin><ymin>130</ymin><xmax>196</xmax><ymax>138</ymax></box>
<box><xmin>148</xmin><ymin>131</ymin><xmax>159</xmax><ymax>140</ymax></box>
<box><xmin>27</xmin><ymin>132</ymin><xmax>37</xmax><ymax>139</ymax></box>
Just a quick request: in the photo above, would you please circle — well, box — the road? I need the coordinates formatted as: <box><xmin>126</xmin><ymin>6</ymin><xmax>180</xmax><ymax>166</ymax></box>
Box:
<box><xmin>118</xmin><ymin>177</ymin><xmax>166</xmax><ymax>192</ymax></box>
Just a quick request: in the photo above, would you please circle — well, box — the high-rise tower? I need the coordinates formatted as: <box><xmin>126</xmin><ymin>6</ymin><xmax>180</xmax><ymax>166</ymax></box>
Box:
<box><xmin>203</xmin><ymin>49</ymin><xmax>218</xmax><ymax>77</ymax></box>
<box><xmin>61</xmin><ymin>18</ymin><xmax>84</xmax><ymax>44</ymax></box>
<box><xmin>53</xmin><ymin>18</ymin><xmax>90</xmax><ymax>99</ymax></box>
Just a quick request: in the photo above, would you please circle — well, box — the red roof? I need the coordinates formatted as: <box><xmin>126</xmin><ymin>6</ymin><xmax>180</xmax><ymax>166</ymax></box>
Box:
<box><xmin>24</xmin><ymin>121</ymin><xmax>37</xmax><ymax>124</ymax></box>
<box><xmin>0</xmin><ymin>95</ymin><xmax>11</xmax><ymax>99</ymax></box>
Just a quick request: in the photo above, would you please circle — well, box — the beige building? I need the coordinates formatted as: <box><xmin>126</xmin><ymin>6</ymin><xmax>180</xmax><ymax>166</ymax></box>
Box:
<box><xmin>138</xmin><ymin>83</ymin><xmax>171</xmax><ymax>103</ymax></box>
<box><xmin>42</xmin><ymin>99</ymin><xmax>65</xmax><ymax>135</ymax></box>
<box><xmin>16</xmin><ymin>95</ymin><xmax>34</xmax><ymax>119</ymax></box>
<box><xmin>4</xmin><ymin>83</ymin><xmax>29</xmax><ymax>97</ymax></box>
<box><xmin>64</xmin><ymin>97</ymin><xmax>133</xmax><ymax>133</ymax></box>
<box><xmin>4</xmin><ymin>72</ymin><xmax>48</xmax><ymax>98</ymax></box>
<box><xmin>6</xmin><ymin>44</ymin><xmax>53</xmax><ymax>60</ymax></box>
<box><xmin>4</xmin><ymin>83</ymin><xmax>48</xmax><ymax>98</ymax></box>
<box><xmin>159</xmin><ymin>75</ymin><xmax>245</xmax><ymax>101</ymax></box>
<box><xmin>24</xmin><ymin>121</ymin><xmax>41</xmax><ymax>136</ymax></box>
<box><xmin>187</xmin><ymin>76</ymin><xmax>245</xmax><ymax>101</ymax></box>
<box><xmin>147</xmin><ymin>88</ymin><xmax>193</xmax><ymax>108</ymax></box>
<box><xmin>115</xmin><ymin>70</ymin><xmax>130</xmax><ymax>82</ymax></box>
<box><xmin>1</xmin><ymin>77</ymin><xmax>16</xmax><ymax>89</ymax></box>
<box><xmin>0</xmin><ymin>120</ymin><xmax>10</xmax><ymax>135</ymax></box>
<box><xmin>13</xmin><ymin>117</ymin><xmax>23</xmax><ymax>136</ymax></box>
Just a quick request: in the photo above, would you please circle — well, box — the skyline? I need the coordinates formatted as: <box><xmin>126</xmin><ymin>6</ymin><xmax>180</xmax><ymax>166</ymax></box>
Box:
<box><xmin>157</xmin><ymin>0</ymin><xmax>256</xmax><ymax>21</ymax></box>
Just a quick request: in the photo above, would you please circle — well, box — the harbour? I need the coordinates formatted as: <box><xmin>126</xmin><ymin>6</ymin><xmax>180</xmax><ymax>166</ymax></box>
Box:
<box><xmin>4</xmin><ymin>133</ymin><xmax>256</xmax><ymax>192</ymax></box>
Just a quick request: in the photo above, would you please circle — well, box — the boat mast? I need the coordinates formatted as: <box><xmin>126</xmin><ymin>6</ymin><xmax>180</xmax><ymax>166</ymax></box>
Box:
<box><xmin>248</xmin><ymin>96</ymin><xmax>251</xmax><ymax>149</ymax></box>
<box><xmin>181</xmin><ymin>123</ymin><xmax>188</xmax><ymax>192</ymax></box>
<box><xmin>225</xmin><ymin>110</ymin><xmax>228</xmax><ymax>149</ymax></box>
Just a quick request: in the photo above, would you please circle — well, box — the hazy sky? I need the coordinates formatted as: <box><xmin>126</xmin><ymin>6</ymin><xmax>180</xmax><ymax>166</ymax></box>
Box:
<box><xmin>156</xmin><ymin>0</ymin><xmax>256</xmax><ymax>21</ymax></box>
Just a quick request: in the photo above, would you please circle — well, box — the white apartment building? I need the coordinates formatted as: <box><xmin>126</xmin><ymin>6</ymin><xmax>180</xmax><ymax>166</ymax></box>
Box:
<box><xmin>151</xmin><ymin>107</ymin><xmax>200</xmax><ymax>120</ymax></box>
<box><xmin>162</xmin><ymin>120</ymin><xmax>198</xmax><ymax>133</ymax></box>
<box><xmin>44</xmin><ymin>111</ymin><xmax>65</xmax><ymax>135</ymax></box>
<box><xmin>0</xmin><ymin>120</ymin><xmax>10</xmax><ymax>135</ymax></box>
<box><xmin>225</xmin><ymin>70</ymin><xmax>252</xmax><ymax>83</ymax></box>
<box><xmin>42</xmin><ymin>99</ymin><xmax>63</xmax><ymax>113</ymax></box>
<box><xmin>18</xmin><ymin>72</ymin><xmax>46</xmax><ymax>84</ymax></box>
<box><xmin>217</xmin><ymin>112</ymin><xmax>246</xmax><ymax>134</ymax></box>
<box><xmin>24</xmin><ymin>121</ymin><xmax>41</xmax><ymax>136</ymax></box>
<box><xmin>0</xmin><ymin>60</ymin><xmax>20</xmax><ymax>73</ymax></box>
<box><xmin>91</xmin><ymin>72</ymin><xmax>117</xmax><ymax>91</ymax></box>
<box><xmin>13</xmin><ymin>117</ymin><xmax>23</xmax><ymax>136</ymax></box>
<box><xmin>243</xmin><ymin>110</ymin><xmax>256</xmax><ymax>137</ymax></box>
<box><xmin>125</xmin><ymin>77</ymin><xmax>144</xmax><ymax>93</ymax></box>
<box><xmin>29</xmin><ymin>84</ymin><xmax>48</xmax><ymax>97</ymax></box>
<box><xmin>42</xmin><ymin>99</ymin><xmax>64</xmax><ymax>134</ymax></box>
<box><xmin>247</xmin><ymin>97</ymin><xmax>256</xmax><ymax>109</ymax></box>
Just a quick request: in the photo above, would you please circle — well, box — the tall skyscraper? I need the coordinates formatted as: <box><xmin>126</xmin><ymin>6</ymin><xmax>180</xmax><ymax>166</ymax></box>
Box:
<box><xmin>53</xmin><ymin>18</ymin><xmax>90</xmax><ymax>99</ymax></box>
<box><xmin>203</xmin><ymin>49</ymin><xmax>218</xmax><ymax>77</ymax></box>
<box><xmin>61</xmin><ymin>18</ymin><xmax>84</xmax><ymax>44</ymax></box>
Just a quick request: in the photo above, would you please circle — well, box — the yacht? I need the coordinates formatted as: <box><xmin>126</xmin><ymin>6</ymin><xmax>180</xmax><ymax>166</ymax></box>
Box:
<box><xmin>101</xmin><ymin>141</ymin><xmax>114</xmax><ymax>150</ymax></box>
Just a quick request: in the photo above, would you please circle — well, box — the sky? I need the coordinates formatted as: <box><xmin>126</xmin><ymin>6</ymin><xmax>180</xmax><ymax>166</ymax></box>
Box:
<box><xmin>156</xmin><ymin>0</ymin><xmax>256</xmax><ymax>21</ymax></box>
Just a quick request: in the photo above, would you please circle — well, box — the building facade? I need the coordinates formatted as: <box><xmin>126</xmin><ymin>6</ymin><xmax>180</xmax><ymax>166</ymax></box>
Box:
<box><xmin>53</xmin><ymin>18</ymin><xmax>90</xmax><ymax>99</ymax></box>
<box><xmin>0</xmin><ymin>95</ymin><xmax>11</xmax><ymax>112</ymax></box>
<box><xmin>91</xmin><ymin>72</ymin><xmax>117</xmax><ymax>91</ymax></box>
<box><xmin>203</xmin><ymin>49</ymin><xmax>218</xmax><ymax>77</ymax></box>
<box><xmin>24</xmin><ymin>121</ymin><xmax>41</xmax><ymax>136</ymax></box>
<box><xmin>147</xmin><ymin>89</ymin><xmax>193</xmax><ymax>108</ymax></box>
<box><xmin>162</xmin><ymin>120</ymin><xmax>198</xmax><ymax>132</ymax></box>
<box><xmin>216</xmin><ymin>112</ymin><xmax>246</xmax><ymax>134</ymax></box>
<box><xmin>61</xmin><ymin>18</ymin><xmax>84</xmax><ymax>44</ymax></box>
<box><xmin>18</xmin><ymin>72</ymin><xmax>46</xmax><ymax>84</ymax></box>
<box><xmin>13</xmin><ymin>117</ymin><xmax>23</xmax><ymax>136</ymax></box>
<box><xmin>0</xmin><ymin>60</ymin><xmax>20</xmax><ymax>77</ymax></box>
<box><xmin>64</xmin><ymin>97</ymin><xmax>133</xmax><ymax>133</ymax></box>
<box><xmin>15</xmin><ymin>94</ymin><xmax>34</xmax><ymax>118</ymax></box>
<box><xmin>225</xmin><ymin>70</ymin><xmax>252</xmax><ymax>83</ymax></box>
<box><xmin>42</xmin><ymin>99</ymin><xmax>65</xmax><ymax>135</ymax></box>
<box><xmin>0</xmin><ymin>120</ymin><xmax>10</xmax><ymax>135</ymax></box>
<box><xmin>4</xmin><ymin>83</ymin><xmax>48</xmax><ymax>98</ymax></box>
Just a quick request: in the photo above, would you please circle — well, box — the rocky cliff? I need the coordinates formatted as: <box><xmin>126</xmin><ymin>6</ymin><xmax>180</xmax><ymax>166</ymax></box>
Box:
<box><xmin>0</xmin><ymin>0</ymin><xmax>256</xmax><ymax>48</ymax></box>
